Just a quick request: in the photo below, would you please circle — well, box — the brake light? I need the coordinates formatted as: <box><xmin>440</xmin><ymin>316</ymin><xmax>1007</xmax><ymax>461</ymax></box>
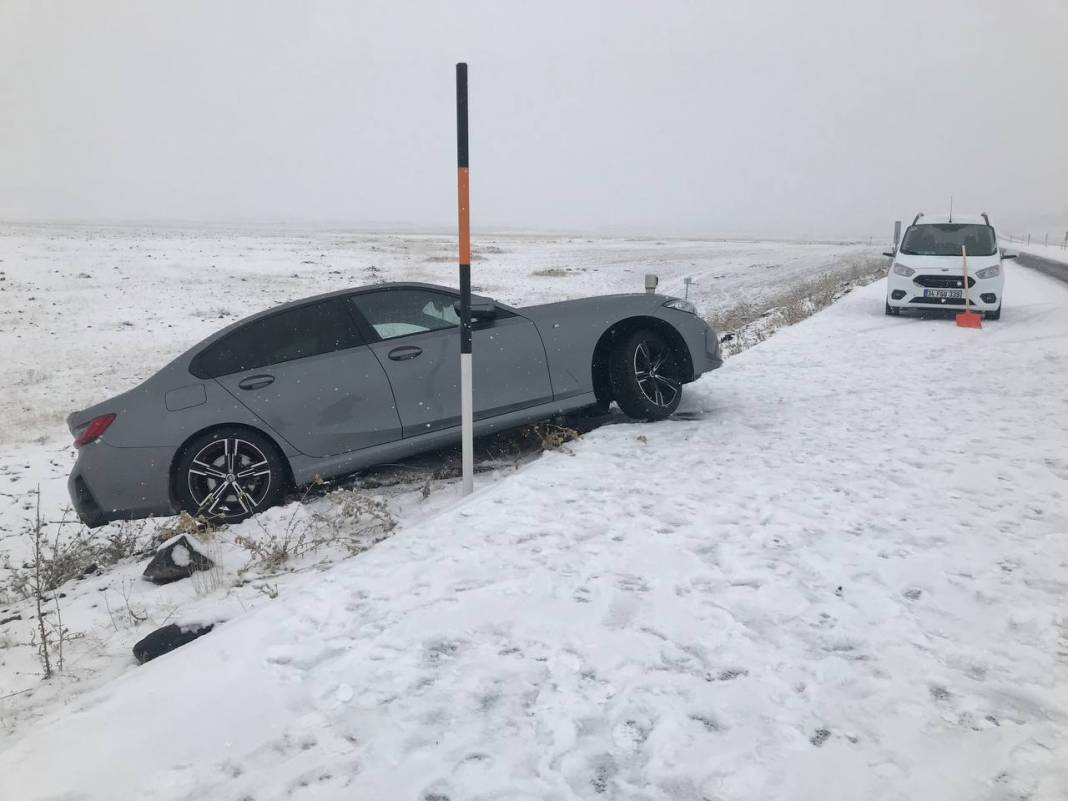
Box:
<box><xmin>74</xmin><ymin>414</ymin><xmax>116</xmax><ymax>448</ymax></box>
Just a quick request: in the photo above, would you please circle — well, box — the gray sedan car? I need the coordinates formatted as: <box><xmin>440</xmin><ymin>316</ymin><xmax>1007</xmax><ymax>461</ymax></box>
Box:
<box><xmin>67</xmin><ymin>283</ymin><xmax>722</xmax><ymax>526</ymax></box>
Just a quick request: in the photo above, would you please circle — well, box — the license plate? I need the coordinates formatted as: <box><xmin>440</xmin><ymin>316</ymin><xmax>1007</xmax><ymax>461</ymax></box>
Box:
<box><xmin>923</xmin><ymin>289</ymin><xmax>962</xmax><ymax>299</ymax></box>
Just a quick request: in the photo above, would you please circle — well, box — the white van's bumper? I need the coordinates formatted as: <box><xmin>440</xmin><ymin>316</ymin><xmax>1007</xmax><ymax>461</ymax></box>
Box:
<box><xmin>886</xmin><ymin>271</ymin><xmax>1003</xmax><ymax>311</ymax></box>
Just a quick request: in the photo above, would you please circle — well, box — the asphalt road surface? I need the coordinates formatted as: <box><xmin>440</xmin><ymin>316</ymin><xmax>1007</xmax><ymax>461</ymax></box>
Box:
<box><xmin>1015</xmin><ymin>250</ymin><xmax>1068</xmax><ymax>283</ymax></box>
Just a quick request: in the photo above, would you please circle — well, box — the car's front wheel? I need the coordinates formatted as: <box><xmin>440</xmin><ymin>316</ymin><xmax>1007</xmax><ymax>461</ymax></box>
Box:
<box><xmin>609</xmin><ymin>329</ymin><xmax>684</xmax><ymax>421</ymax></box>
<box><xmin>885</xmin><ymin>301</ymin><xmax>900</xmax><ymax>316</ymax></box>
<box><xmin>985</xmin><ymin>305</ymin><xmax>1001</xmax><ymax>320</ymax></box>
<box><xmin>173</xmin><ymin>427</ymin><xmax>287</xmax><ymax>524</ymax></box>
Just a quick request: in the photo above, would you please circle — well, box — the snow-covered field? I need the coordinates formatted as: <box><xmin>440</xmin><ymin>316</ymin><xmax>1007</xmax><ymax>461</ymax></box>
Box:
<box><xmin>0</xmin><ymin>223</ymin><xmax>878</xmax><ymax>444</ymax></box>
<box><xmin>0</xmin><ymin>223</ymin><xmax>880</xmax><ymax>561</ymax></box>
<box><xmin>1</xmin><ymin>226</ymin><xmax>1066</xmax><ymax>799</ymax></box>
<box><xmin>0</xmin><ymin>224</ymin><xmax>881</xmax><ymax>746</ymax></box>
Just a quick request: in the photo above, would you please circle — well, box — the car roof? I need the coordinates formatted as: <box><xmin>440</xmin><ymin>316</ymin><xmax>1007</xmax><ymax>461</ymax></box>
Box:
<box><xmin>911</xmin><ymin>213</ymin><xmax>991</xmax><ymax>226</ymax></box>
<box><xmin>187</xmin><ymin>281</ymin><xmax>513</xmax><ymax>355</ymax></box>
<box><xmin>264</xmin><ymin>281</ymin><xmax>466</xmax><ymax>315</ymax></box>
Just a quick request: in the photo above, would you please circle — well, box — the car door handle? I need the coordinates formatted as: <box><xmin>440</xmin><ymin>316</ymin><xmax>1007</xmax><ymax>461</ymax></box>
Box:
<box><xmin>388</xmin><ymin>346</ymin><xmax>423</xmax><ymax>361</ymax></box>
<box><xmin>237</xmin><ymin>374</ymin><xmax>275</xmax><ymax>390</ymax></box>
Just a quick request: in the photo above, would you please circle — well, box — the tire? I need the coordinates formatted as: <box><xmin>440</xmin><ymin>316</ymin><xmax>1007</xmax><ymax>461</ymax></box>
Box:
<box><xmin>608</xmin><ymin>329</ymin><xmax>684</xmax><ymax>421</ymax></box>
<box><xmin>173</xmin><ymin>427</ymin><xmax>288</xmax><ymax>524</ymax></box>
<box><xmin>885</xmin><ymin>301</ymin><xmax>900</xmax><ymax>316</ymax></box>
<box><xmin>985</xmin><ymin>305</ymin><xmax>1001</xmax><ymax>321</ymax></box>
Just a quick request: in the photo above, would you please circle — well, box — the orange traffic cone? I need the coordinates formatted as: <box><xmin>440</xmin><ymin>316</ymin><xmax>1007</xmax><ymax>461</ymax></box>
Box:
<box><xmin>955</xmin><ymin>244</ymin><xmax>982</xmax><ymax>329</ymax></box>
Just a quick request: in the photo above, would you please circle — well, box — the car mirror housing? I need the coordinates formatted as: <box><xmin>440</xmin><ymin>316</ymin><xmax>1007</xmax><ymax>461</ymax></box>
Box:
<box><xmin>1001</xmin><ymin>253</ymin><xmax>1018</xmax><ymax>260</ymax></box>
<box><xmin>453</xmin><ymin>297</ymin><xmax>498</xmax><ymax>321</ymax></box>
<box><xmin>882</xmin><ymin>250</ymin><xmax>896</xmax><ymax>258</ymax></box>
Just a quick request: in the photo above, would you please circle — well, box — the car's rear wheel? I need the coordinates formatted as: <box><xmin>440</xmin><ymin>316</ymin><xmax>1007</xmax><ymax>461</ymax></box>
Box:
<box><xmin>174</xmin><ymin>427</ymin><xmax>287</xmax><ymax>524</ymax></box>
<box><xmin>609</xmin><ymin>329</ymin><xmax>684</xmax><ymax>421</ymax></box>
<box><xmin>984</xmin><ymin>305</ymin><xmax>1001</xmax><ymax>320</ymax></box>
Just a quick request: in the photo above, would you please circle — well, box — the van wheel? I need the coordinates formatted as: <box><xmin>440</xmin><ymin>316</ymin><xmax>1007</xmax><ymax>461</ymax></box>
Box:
<box><xmin>984</xmin><ymin>305</ymin><xmax>1001</xmax><ymax>320</ymax></box>
<box><xmin>609</xmin><ymin>330</ymin><xmax>683</xmax><ymax>421</ymax></box>
<box><xmin>885</xmin><ymin>302</ymin><xmax>900</xmax><ymax>316</ymax></box>
<box><xmin>173</xmin><ymin>427</ymin><xmax>287</xmax><ymax>524</ymax></box>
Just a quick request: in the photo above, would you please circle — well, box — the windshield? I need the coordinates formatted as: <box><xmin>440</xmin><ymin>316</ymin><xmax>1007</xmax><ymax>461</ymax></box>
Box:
<box><xmin>900</xmin><ymin>223</ymin><xmax>996</xmax><ymax>257</ymax></box>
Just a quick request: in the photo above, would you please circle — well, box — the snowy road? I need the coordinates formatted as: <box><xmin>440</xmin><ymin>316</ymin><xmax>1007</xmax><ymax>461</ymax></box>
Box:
<box><xmin>3</xmin><ymin>263</ymin><xmax>1068</xmax><ymax>800</ymax></box>
<box><xmin>1016</xmin><ymin>251</ymin><xmax>1068</xmax><ymax>284</ymax></box>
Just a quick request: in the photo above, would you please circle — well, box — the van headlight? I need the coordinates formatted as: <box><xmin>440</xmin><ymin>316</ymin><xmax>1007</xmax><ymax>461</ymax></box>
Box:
<box><xmin>892</xmin><ymin>263</ymin><xmax>915</xmax><ymax>277</ymax></box>
<box><xmin>663</xmin><ymin>298</ymin><xmax>697</xmax><ymax>314</ymax></box>
<box><xmin>975</xmin><ymin>265</ymin><xmax>1000</xmax><ymax>279</ymax></box>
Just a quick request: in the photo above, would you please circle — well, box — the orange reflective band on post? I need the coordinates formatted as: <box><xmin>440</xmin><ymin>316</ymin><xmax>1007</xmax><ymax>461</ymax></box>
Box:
<box><xmin>457</xmin><ymin>167</ymin><xmax>471</xmax><ymax>266</ymax></box>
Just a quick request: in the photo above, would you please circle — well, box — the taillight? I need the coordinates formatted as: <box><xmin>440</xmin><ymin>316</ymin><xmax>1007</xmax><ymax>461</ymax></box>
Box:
<box><xmin>74</xmin><ymin>414</ymin><xmax>116</xmax><ymax>448</ymax></box>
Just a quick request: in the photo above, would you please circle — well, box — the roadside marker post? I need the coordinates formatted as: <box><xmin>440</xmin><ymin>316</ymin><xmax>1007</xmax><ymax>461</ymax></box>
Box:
<box><xmin>955</xmin><ymin>245</ymin><xmax>982</xmax><ymax>329</ymax></box>
<box><xmin>456</xmin><ymin>63</ymin><xmax>474</xmax><ymax>496</ymax></box>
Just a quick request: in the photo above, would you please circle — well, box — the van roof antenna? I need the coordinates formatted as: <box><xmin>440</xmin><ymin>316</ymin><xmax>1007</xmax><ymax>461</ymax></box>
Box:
<box><xmin>949</xmin><ymin>195</ymin><xmax>953</xmax><ymax>223</ymax></box>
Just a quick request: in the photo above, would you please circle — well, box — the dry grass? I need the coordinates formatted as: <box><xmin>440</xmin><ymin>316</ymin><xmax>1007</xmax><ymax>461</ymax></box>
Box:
<box><xmin>707</xmin><ymin>256</ymin><xmax>885</xmax><ymax>356</ymax></box>
<box><xmin>2</xmin><ymin>499</ymin><xmax>157</xmax><ymax>605</ymax></box>
<box><xmin>527</xmin><ymin>422</ymin><xmax>582</xmax><ymax>453</ymax></box>
<box><xmin>23</xmin><ymin>488</ymin><xmax>83</xmax><ymax>678</ymax></box>
<box><xmin>530</xmin><ymin>268</ymin><xmax>570</xmax><ymax>278</ymax></box>
<box><xmin>234</xmin><ymin>487</ymin><xmax>396</xmax><ymax>573</ymax></box>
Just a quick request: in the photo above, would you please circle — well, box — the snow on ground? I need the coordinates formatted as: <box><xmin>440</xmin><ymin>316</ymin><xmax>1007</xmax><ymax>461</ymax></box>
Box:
<box><xmin>0</xmin><ymin>223</ymin><xmax>879</xmax><ymax>569</ymax></box>
<box><xmin>0</xmin><ymin>224</ymin><xmax>882</xmax><ymax>748</ymax></box>
<box><xmin>2</xmin><ymin>261</ymin><xmax>1066</xmax><ymax>800</ymax></box>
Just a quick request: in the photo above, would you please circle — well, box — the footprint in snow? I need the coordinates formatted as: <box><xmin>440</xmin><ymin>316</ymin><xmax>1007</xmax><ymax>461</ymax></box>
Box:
<box><xmin>689</xmin><ymin>713</ymin><xmax>722</xmax><ymax>732</ymax></box>
<box><xmin>588</xmin><ymin>755</ymin><xmax>618</xmax><ymax>795</ymax></box>
<box><xmin>929</xmin><ymin>685</ymin><xmax>952</xmax><ymax>702</ymax></box>
<box><xmin>424</xmin><ymin>638</ymin><xmax>463</xmax><ymax>666</ymax></box>
<box><xmin>604</xmin><ymin>593</ymin><xmax>639</xmax><ymax>629</ymax></box>
<box><xmin>709</xmin><ymin>668</ymin><xmax>749</xmax><ymax>682</ymax></box>
<box><xmin>810</xmin><ymin>728</ymin><xmax>831</xmax><ymax>747</ymax></box>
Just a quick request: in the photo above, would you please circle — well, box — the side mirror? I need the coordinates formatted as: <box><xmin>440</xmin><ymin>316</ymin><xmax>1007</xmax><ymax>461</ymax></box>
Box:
<box><xmin>453</xmin><ymin>296</ymin><xmax>498</xmax><ymax>321</ymax></box>
<box><xmin>471</xmin><ymin>298</ymin><xmax>497</xmax><ymax>321</ymax></box>
<box><xmin>882</xmin><ymin>251</ymin><xmax>896</xmax><ymax>258</ymax></box>
<box><xmin>1001</xmin><ymin>253</ymin><xmax>1018</xmax><ymax>260</ymax></box>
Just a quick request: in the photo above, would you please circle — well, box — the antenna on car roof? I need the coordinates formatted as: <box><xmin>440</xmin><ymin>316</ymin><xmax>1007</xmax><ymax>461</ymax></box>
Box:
<box><xmin>912</xmin><ymin>213</ymin><xmax>923</xmax><ymax>226</ymax></box>
<box><xmin>949</xmin><ymin>195</ymin><xmax>953</xmax><ymax>223</ymax></box>
<box><xmin>981</xmin><ymin>212</ymin><xmax>990</xmax><ymax>226</ymax></box>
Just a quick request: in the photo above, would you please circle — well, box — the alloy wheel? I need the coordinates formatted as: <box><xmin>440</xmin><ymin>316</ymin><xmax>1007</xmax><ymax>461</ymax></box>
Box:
<box><xmin>633</xmin><ymin>340</ymin><xmax>680</xmax><ymax>408</ymax></box>
<box><xmin>187</xmin><ymin>437</ymin><xmax>272</xmax><ymax>519</ymax></box>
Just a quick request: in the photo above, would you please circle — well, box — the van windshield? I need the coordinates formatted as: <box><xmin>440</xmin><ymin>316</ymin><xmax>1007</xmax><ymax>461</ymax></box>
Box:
<box><xmin>900</xmin><ymin>223</ymin><xmax>996</xmax><ymax>257</ymax></box>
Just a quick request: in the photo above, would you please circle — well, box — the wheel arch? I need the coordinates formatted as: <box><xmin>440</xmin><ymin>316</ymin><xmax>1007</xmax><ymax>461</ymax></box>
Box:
<box><xmin>168</xmin><ymin>422</ymin><xmax>295</xmax><ymax>509</ymax></box>
<box><xmin>590</xmin><ymin>316</ymin><xmax>694</xmax><ymax>405</ymax></box>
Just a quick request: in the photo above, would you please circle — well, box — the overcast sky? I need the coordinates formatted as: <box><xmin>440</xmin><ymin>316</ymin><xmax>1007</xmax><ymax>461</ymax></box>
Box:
<box><xmin>2</xmin><ymin>0</ymin><xmax>1065</xmax><ymax>238</ymax></box>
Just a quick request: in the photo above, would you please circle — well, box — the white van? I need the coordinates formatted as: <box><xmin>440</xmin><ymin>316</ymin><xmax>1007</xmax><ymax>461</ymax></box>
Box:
<box><xmin>884</xmin><ymin>213</ymin><xmax>1015</xmax><ymax>320</ymax></box>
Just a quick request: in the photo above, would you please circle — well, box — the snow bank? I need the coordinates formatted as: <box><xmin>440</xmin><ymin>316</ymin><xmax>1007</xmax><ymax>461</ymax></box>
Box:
<box><xmin>3</xmin><ymin>264</ymin><xmax>1067</xmax><ymax>800</ymax></box>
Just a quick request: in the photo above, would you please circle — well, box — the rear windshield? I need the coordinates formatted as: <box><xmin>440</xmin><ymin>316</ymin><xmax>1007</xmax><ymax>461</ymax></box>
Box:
<box><xmin>900</xmin><ymin>223</ymin><xmax>996</xmax><ymax>257</ymax></box>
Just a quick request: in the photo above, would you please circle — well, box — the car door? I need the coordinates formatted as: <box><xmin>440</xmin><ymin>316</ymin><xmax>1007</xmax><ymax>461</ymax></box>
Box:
<box><xmin>348</xmin><ymin>287</ymin><xmax>554</xmax><ymax>437</ymax></box>
<box><xmin>197</xmin><ymin>297</ymin><xmax>402</xmax><ymax>457</ymax></box>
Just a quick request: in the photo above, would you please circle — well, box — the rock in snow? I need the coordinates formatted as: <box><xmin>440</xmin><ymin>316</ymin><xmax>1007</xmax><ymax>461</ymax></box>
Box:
<box><xmin>141</xmin><ymin>535</ymin><xmax>213</xmax><ymax>584</ymax></box>
<box><xmin>132</xmin><ymin>623</ymin><xmax>215</xmax><ymax>665</ymax></box>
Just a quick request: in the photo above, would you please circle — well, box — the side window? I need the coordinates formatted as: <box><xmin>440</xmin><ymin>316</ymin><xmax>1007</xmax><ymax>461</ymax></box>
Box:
<box><xmin>350</xmin><ymin>289</ymin><xmax>460</xmax><ymax>340</ymax></box>
<box><xmin>191</xmin><ymin>299</ymin><xmax>362</xmax><ymax>378</ymax></box>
